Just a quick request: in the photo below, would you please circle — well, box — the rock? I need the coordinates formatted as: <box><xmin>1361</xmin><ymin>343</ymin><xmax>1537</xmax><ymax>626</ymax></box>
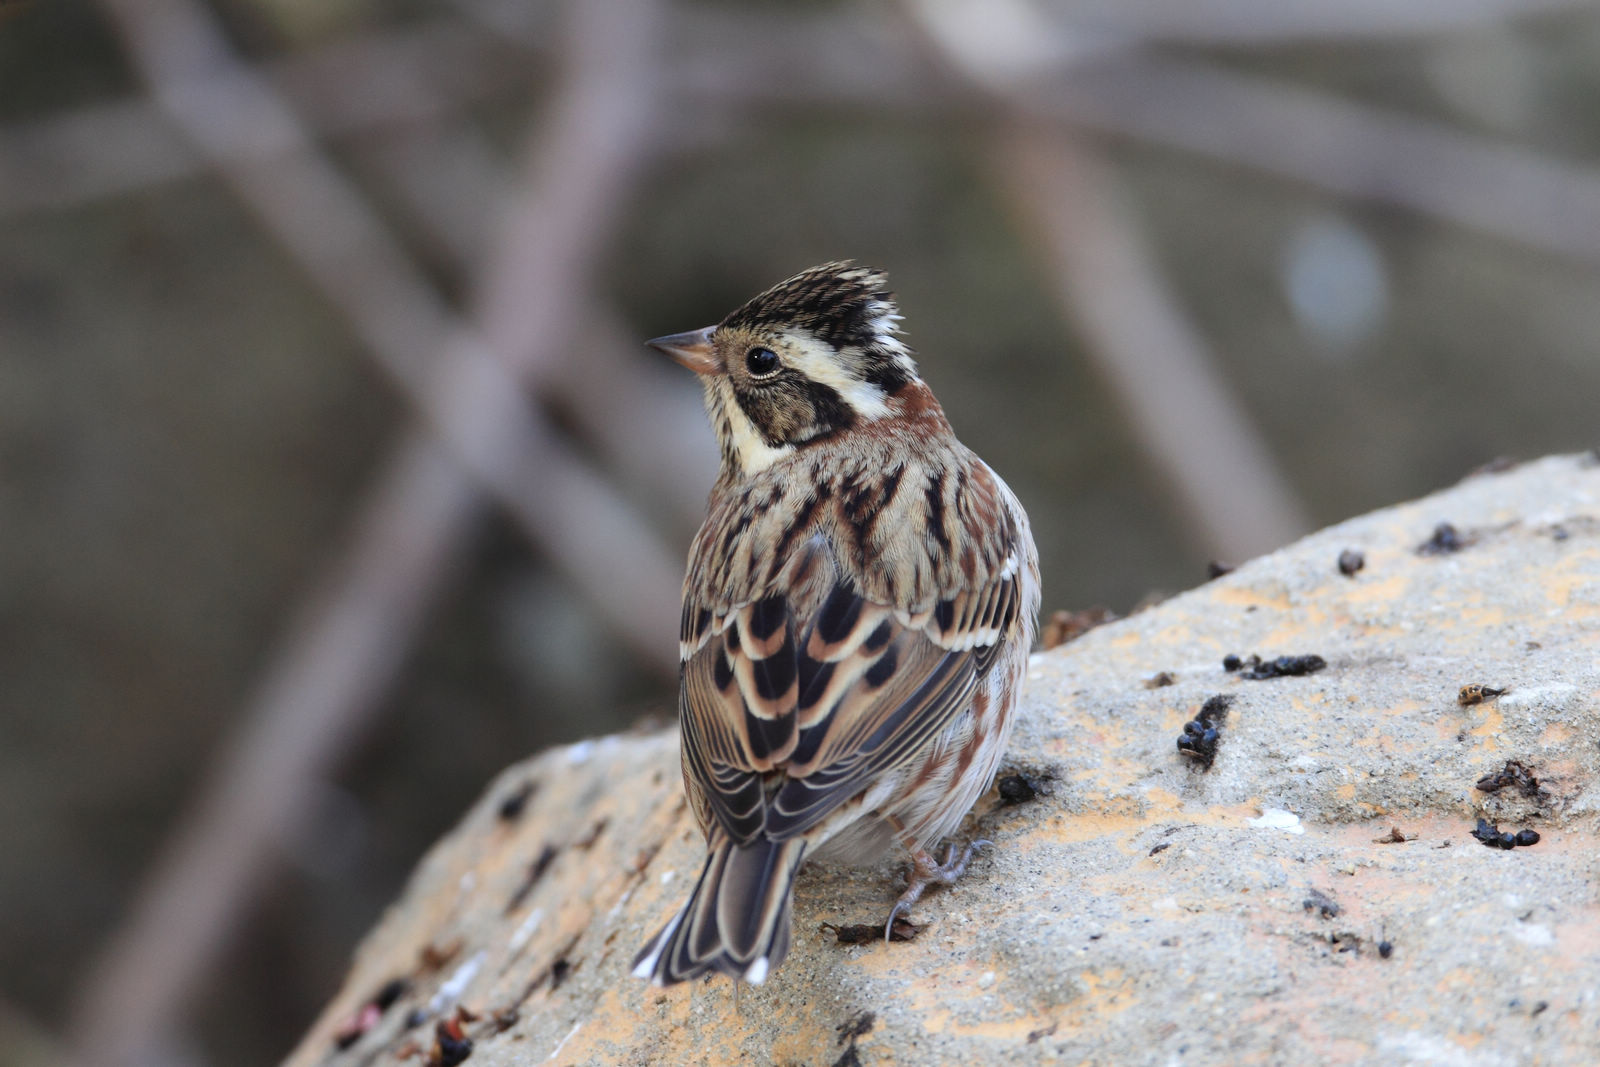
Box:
<box><xmin>285</xmin><ymin>454</ymin><xmax>1600</xmax><ymax>1066</ymax></box>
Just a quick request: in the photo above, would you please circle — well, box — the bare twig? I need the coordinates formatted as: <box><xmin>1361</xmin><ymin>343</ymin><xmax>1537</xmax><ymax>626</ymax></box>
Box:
<box><xmin>70</xmin><ymin>1</ymin><xmax>668</xmax><ymax>1064</ymax></box>
<box><xmin>15</xmin><ymin>8</ymin><xmax>1600</xmax><ymax>276</ymax></box>
<box><xmin>1046</xmin><ymin>52</ymin><xmax>1600</xmax><ymax>270</ymax></box>
<box><xmin>340</xmin><ymin>124</ymin><xmax>716</xmax><ymax>533</ymax></box>
<box><xmin>1037</xmin><ymin>0</ymin><xmax>1595</xmax><ymax>44</ymax></box>
<box><xmin>999</xmin><ymin>131</ymin><xmax>1312</xmax><ymax>558</ymax></box>
<box><xmin>906</xmin><ymin>0</ymin><xmax>1310</xmax><ymax>558</ymax></box>
<box><xmin>0</xmin><ymin>20</ymin><xmax>523</xmax><ymax>216</ymax></box>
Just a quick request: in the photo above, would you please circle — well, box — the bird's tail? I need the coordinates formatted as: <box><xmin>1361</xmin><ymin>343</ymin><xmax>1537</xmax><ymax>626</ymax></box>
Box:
<box><xmin>632</xmin><ymin>837</ymin><xmax>806</xmax><ymax>986</ymax></box>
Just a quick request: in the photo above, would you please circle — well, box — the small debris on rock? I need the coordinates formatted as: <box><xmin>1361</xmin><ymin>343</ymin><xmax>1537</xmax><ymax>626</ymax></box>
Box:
<box><xmin>1378</xmin><ymin>940</ymin><xmax>1394</xmax><ymax>959</ymax></box>
<box><xmin>822</xmin><ymin>919</ymin><xmax>923</xmax><ymax>944</ymax></box>
<box><xmin>1177</xmin><ymin>694</ymin><xmax>1234</xmax><ymax>769</ymax></box>
<box><xmin>1372</xmin><ymin>827</ymin><xmax>1410</xmax><ymax>844</ymax></box>
<box><xmin>1027</xmin><ymin>1023</ymin><xmax>1060</xmax><ymax>1044</ymax></box>
<box><xmin>334</xmin><ymin>1005</ymin><xmax>381</xmax><ymax>1050</ymax></box>
<box><xmin>418</xmin><ymin>939</ymin><xmax>462</xmax><ymax>973</ymax></box>
<box><xmin>1144</xmin><ymin>671</ymin><xmax>1177</xmax><ymax>688</ymax></box>
<box><xmin>1515</xmin><ymin>829</ymin><xmax>1542</xmax><ymax>847</ymax></box>
<box><xmin>836</xmin><ymin>1011</ymin><xmax>876</xmax><ymax>1046</ymax></box>
<box><xmin>1226</xmin><ymin>653</ymin><xmax>1327</xmax><ymax>680</ymax></box>
<box><xmin>1337</xmin><ymin>549</ymin><xmax>1366</xmax><ymax>577</ymax></box>
<box><xmin>997</xmin><ymin>773</ymin><xmax>1052</xmax><ymax>805</ymax></box>
<box><xmin>1206</xmin><ymin>560</ymin><xmax>1235</xmax><ymax>580</ymax></box>
<box><xmin>1303</xmin><ymin>888</ymin><xmax>1341</xmax><ymax>919</ymax></box>
<box><xmin>496</xmin><ymin>780</ymin><xmax>536</xmax><ymax>821</ymax></box>
<box><xmin>1475</xmin><ymin>759</ymin><xmax>1540</xmax><ymax>797</ymax></box>
<box><xmin>1417</xmin><ymin>522</ymin><xmax>1470</xmax><ymax>556</ymax></box>
<box><xmin>427</xmin><ymin>1011</ymin><xmax>474</xmax><ymax>1067</ymax></box>
<box><xmin>572</xmin><ymin>817</ymin><xmax>609</xmax><ymax>850</ymax></box>
<box><xmin>334</xmin><ymin>976</ymin><xmax>410</xmax><ymax>1048</ymax></box>
<box><xmin>1471</xmin><ymin>818</ymin><xmax>1518</xmax><ymax>850</ymax></box>
<box><xmin>1458</xmin><ymin>684</ymin><xmax>1507</xmax><ymax>707</ymax></box>
<box><xmin>1149</xmin><ymin>842</ymin><xmax>1171</xmax><ymax>856</ymax></box>
<box><xmin>504</xmin><ymin>844</ymin><xmax>559</xmax><ymax>914</ymax></box>
<box><xmin>1039</xmin><ymin>606</ymin><xmax>1117</xmax><ymax>650</ymax></box>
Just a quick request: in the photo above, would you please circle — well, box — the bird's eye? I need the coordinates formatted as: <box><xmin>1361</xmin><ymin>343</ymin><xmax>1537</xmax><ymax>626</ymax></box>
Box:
<box><xmin>744</xmin><ymin>347</ymin><xmax>779</xmax><ymax>377</ymax></box>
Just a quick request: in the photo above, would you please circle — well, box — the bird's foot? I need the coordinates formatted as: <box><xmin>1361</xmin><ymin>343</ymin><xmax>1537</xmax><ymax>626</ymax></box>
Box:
<box><xmin>884</xmin><ymin>839</ymin><xmax>992</xmax><ymax>941</ymax></box>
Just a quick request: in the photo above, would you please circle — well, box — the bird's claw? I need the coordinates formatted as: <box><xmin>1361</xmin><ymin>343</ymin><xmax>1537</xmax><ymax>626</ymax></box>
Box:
<box><xmin>882</xmin><ymin>839</ymin><xmax>995</xmax><ymax>942</ymax></box>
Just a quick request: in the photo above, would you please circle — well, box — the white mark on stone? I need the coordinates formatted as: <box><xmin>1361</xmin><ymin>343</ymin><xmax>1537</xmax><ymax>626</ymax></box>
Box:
<box><xmin>508</xmin><ymin>908</ymin><xmax>544</xmax><ymax>954</ymax></box>
<box><xmin>1501</xmin><ymin>684</ymin><xmax>1578</xmax><ymax>711</ymax></box>
<box><xmin>547</xmin><ymin>1021</ymin><xmax>583</xmax><ymax>1061</ymax></box>
<box><xmin>1515</xmin><ymin>923</ymin><xmax>1555</xmax><ymax>947</ymax></box>
<box><xmin>977</xmin><ymin>971</ymin><xmax>996</xmax><ymax>989</ymax></box>
<box><xmin>606</xmin><ymin>887</ymin><xmax>634</xmax><ymax>920</ymax></box>
<box><xmin>428</xmin><ymin>949</ymin><xmax>485</xmax><ymax>1015</ymax></box>
<box><xmin>566</xmin><ymin>740</ymin><xmax>596</xmax><ymax>765</ymax></box>
<box><xmin>1250</xmin><ymin>809</ymin><xmax>1305</xmax><ymax>835</ymax></box>
<box><xmin>660</xmin><ymin>869</ymin><xmax>677</xmax><ymax>885</ymax></box>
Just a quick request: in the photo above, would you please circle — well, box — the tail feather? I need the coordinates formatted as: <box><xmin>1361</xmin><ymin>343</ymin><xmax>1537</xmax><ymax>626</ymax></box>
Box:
<box><xmin>632</xmin><ymin>837</ymin><xmax>806</xmax><ymax>986</ymax></box>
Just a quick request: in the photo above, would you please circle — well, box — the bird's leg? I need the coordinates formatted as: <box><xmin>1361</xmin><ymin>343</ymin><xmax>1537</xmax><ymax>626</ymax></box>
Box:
<box><xmin>884</xmin><ymin>818</ymin><xmax>992</xmax><ymax>940</ymax></box>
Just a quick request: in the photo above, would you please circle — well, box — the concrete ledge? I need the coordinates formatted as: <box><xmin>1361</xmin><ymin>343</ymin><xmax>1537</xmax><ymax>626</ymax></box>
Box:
<box><xmin>286</xmin><ymin>452</ymin><xmax>1600</xmax><ymax>1066</ymax></box>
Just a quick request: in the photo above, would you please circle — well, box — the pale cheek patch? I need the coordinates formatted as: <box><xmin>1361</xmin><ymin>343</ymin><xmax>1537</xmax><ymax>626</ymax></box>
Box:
<box><xmin>784</xmin><ymin>338</ymin><xmax>891</xmax><ymax>420</ymax></box>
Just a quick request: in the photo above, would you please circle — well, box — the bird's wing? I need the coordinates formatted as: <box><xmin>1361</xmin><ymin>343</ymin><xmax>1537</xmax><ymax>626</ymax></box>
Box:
<box><xmin>678</xmin><ymin>458</ymin><xmax>1029</xmax><ymax>847</ymax></box>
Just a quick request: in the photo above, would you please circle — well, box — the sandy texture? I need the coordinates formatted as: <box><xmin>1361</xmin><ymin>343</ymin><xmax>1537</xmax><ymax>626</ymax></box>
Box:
<box><xmin>285</xmin><ymin>453</ymin><xmax>1600</xmax><ymax>1066</ymax></box>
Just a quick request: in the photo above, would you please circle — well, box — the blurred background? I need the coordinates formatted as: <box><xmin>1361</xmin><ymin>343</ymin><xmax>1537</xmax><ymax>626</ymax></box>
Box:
<box><xmin>3</xmin><ymin>0</ymin><xmax>1599</xmax><ymax>1063</ymax></box>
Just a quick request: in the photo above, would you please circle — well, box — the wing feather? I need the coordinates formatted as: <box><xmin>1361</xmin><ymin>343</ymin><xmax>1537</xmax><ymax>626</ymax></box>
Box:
<box><xmin>677</xmin><ymin>451</ymin><xmax>1036</xmax><ymax>850</ymax></box>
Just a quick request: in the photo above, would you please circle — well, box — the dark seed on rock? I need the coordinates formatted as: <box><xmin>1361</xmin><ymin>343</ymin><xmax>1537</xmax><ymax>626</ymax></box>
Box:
<box><xmin>1378</xmin><ymin>941</ymin><xmax>1393</xmax><ymax>959</ymax></box>
<box><xmin>373</xmin><ymin>978</ymin><xmax>408</xmax><ymax>1011</ymax></box>
<box><xmin>997</xmin><ymin>774</ymin><xmax>1044</xmax><ymax>805</ymax></box>
<box><xmin>497</xmin><ymin>780</ymin><xmax>537</xmax><ymax>821</ymax></box>
<box><xmin>1474</xmin><ymin>759</ymin><xmax>1539</xmax><ymax>797</ymax></box>
<box><xmin>1222</xmin><ymin>654</ymin><xmax>1242</xmax><ymax>672</ymax></box>
<box><xmin>1240</xmin><ymin>654</ymin><xmax>1327</xmax><ymax>680</ymax></box>
<box><xmin>1302</xmin><ymin>888</ymin><xmax>1341</xmax><ymax>919</ymax></box>
<box><xmin>1337</xmin><ymin>549</ymin><xmax>1365</xmax><ymax>576</ymax></box>
<box><xmin>1417</xmin><ymin>522</ymin><xmax>1469</xmax><ymax>556</ymax></box>
<box><xmin>433</xmin><ymin>1018</ymin><xmax>474</xmax><ymax>1067</ymax></box>
<box><xmin>1145</xmin><ymin>671</ymin><xmax>1177</xmax><ymax>688</ymax></box>
<box><xmin>1515</xmin><ymin>829</ymin><xmax>1541</xmax><ymax>847</ymax></box>
<box><xmin>822</xmin><ymin>919</ymin><xmax>921</xmax><ymax>944</ymax></box>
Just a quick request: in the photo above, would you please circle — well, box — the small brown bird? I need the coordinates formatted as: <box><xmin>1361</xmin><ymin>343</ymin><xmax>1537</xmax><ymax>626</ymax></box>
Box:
<box><xmin>632</xmin><ymin>263</ymin><xmax>1040</xmax><ymax>986</ymax></box>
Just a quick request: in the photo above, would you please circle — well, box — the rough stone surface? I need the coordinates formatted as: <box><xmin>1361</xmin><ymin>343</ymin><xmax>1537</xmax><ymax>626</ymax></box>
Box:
<box><xmin>285</xmin><ymin>453</ymin><xmax>1600</xmax><ymax>1066</ymax></box>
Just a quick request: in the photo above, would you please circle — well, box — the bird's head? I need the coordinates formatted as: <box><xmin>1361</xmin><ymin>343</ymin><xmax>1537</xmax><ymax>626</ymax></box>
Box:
<box><xmin>649</xmin><ymin>262</ymin><xmax>927</xmax><ymax>476</ymax></box>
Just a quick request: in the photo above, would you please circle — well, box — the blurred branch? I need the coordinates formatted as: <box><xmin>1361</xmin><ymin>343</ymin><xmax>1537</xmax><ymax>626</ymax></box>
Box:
<box><xmin>999</xmin><ymin>130</ymin><xmax>1312</xmax><ymax>558</ymax></box>
<box><xmin>70</xmin><ymin>1</ymin><xmax>668</xmax><ymax>1065</ymax></box>
<box><xmin>13</xmin><ymin>8</ymin><xmax>1600</xmax><ymax>278</ymax></box>
<box><xmin>340</xmin><ymin>125</ymin><xmax>717</xmax><ymax>534</ymax></box>
<box><xmin>907</xmin><ymin>0</ymin><xmax>1310</xmax><ymax>558</ymax></box>
<box><xmin>1045</xmin><ymin>53</ymin><xmax>1600</xmax><ymax>270</ymax></box>
<box><xmin>1036</xmin><ymin>0</ymin><xmax>1598</xmax><ymax>44</ymax></box>
<box><xmin>0</xmin><ymin>19</ymin><xmax>523</xmax><ymax>216</ymax></box>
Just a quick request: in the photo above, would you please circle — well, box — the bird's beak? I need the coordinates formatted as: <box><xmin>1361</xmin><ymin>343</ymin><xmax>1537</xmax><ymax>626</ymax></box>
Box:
<box><xmin>646</xmin><ymin>327</ymin><xmax>720</xmax><ymax>376</ymax></box>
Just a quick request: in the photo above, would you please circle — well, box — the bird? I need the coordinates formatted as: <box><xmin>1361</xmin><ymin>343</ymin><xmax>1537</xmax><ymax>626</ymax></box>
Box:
<box><xmin>631</xmin><ymin>262</ymin><xmax>1040</xmax><ymax>987</ymax></box>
